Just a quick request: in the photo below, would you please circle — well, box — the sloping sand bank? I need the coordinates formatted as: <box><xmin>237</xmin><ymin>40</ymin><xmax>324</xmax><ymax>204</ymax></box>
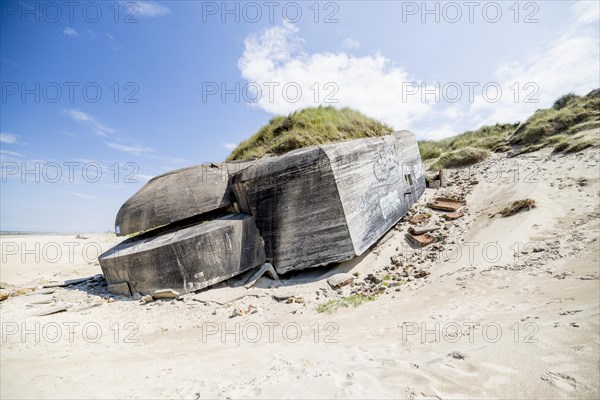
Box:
<box><xmin>1</xmin><ymin>148</ymin><xmax>598</xmax><ymax>399</ymax></box>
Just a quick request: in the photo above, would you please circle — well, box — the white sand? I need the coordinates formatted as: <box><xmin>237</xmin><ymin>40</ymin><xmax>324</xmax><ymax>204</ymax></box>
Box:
<box><xmin>0</xmin><ymin>233</ymin><xmax>119</xmax><ymax>286</ymax></box>
<box><xmin>1</xmin><ymin>148</ymin><xmax>598</xmax><ymax>399</ymax></box>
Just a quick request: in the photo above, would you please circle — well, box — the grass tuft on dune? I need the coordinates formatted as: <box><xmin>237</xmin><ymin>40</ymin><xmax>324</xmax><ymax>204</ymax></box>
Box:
<box><xmin>418</xmin><ymin>123</ymin><xmax>517</xmax><ymax>163</ymax></box>
<box><xmin>429</xmin><ymin>147</ymin><xmax>490</xmax><ymax>170</ymax></box>
<box><xmin>226</xmin><ymin>106</ymin><xmax>393</xmax><ymax>161</ymax></box>
<box><xmin>315</xmin><ymin>294</ymin><xmax>376</xmax><ymax>314</ymax></box>
<box><xmin>499</xmin><ymin>199</ymin><xmax>536</xmax><ymax>217</ymax></box>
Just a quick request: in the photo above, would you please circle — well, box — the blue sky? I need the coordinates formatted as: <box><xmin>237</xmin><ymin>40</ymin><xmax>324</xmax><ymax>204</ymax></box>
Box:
<box><xmin>1</xmin><ymin>0</ymin><xmax>599</xmax><ymax>232</ymax></box>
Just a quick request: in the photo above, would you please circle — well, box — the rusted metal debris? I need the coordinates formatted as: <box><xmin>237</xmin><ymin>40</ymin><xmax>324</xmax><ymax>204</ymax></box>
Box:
<box><xmin>409</xmin><ymin>213</ymin><xmax>430</xmax><ymax>225</ymax></box>
<box><xmin>408</xmin><ymin>225</ymin><xmax>440</xmax><ymax>235</ymax></box>
<box><xmin>406</xmin><ymin>232</ymin><xmax>437</xmax><ymax>247</ymax></box>
<box><xmin>443</xmin><ymin>211</ymin><xmax>465</xmax><ymax>220</ymax></box>
<box><xmin>427</xmin><ymin>197</ymin><xmax>465</xmax><ymax>212</ymax></box>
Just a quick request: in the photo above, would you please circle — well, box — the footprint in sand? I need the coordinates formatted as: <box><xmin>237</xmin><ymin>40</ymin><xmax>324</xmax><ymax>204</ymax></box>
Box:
<box><xmin>541</xmin><ymin>372</ymin><xmax>579</xmax><ymax>392</ymax></box>
<box><xmin>481</xmin><ymin>362</ymin><xmax>518</xmax><ymax>375</ymax></box>
<box><xmin>559</xmin><ymin>309</ymin><xmax>582</xmax><ymax>315</ymax></box>
<box><xmin>448</xmin><ymin>351</ymin><xmax>465</xmax><ymax>360</ymax></box>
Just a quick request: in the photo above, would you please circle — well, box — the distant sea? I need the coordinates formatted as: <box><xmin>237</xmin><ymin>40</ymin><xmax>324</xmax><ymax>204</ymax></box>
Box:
<box><xmin>0</xmin><ymin>231</ymin><xmax>113</xmax><ymax>235</ymax></box>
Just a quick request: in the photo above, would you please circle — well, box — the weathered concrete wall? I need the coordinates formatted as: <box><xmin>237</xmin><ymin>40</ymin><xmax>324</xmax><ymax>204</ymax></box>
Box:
<box><xmin>231</xmin><ymin>147</ymin><xmax>355</xmax><ymax>274</ymax></box>
<box><xmin>99</xmin><ymin>214</ymin><xmax>266</xmax><ymax>294</ymax></box>
<box><xmin>232</xmin><ymin>130</ymin><xmax>425</xmax><ymax>274</ymax></box>
<box><xmin>324</xmin><ymin>130</ymin><xmax>426</xmax><ymax>255</ymax></box>
<box><xmin>114</xmin><ymin>161</ymin><xmax>251</xmax><ymax>236</ymax></box>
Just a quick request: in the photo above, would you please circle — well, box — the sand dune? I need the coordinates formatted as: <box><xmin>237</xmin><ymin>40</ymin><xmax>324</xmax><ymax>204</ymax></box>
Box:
<box><xmin>1</xmin><ymin>148</ymin><xmax>598</xmax><ymax>399</ymax></box>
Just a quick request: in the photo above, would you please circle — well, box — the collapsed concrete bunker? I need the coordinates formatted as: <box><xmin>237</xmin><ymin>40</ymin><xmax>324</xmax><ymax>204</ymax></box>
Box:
<box><xmin>99</xmin><ymin>131</ymin><xmax>426</xmax><ymax>296</ymax></box>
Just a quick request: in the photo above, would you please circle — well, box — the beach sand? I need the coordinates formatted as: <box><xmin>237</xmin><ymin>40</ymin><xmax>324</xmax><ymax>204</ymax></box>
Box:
<box><xmin>1</xmin><ymin>148</ymin><xmax>598</xmax><ymax>399</ymax></box>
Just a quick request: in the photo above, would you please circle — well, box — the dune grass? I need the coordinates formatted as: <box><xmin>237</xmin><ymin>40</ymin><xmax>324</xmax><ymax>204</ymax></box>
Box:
<box><xmin>421</xmin><ymin>89</ymin><xmax>599</xmax><ymax>168</ymax></box>
<box><xmin>429</xmin><ymin>147</ymin><xmax>490</xmax><ymax>170</ymax></box>
<box><xmin>418</xmin><ymin>123</ymin><xmax>517</xmax><ymax>161</ymax></box>
<box><xmin>552</xmin><ymin>128</ymin><xmax>600</xmax><ymax>154</ymax></box>
<box><xmin>226</xmin><ymin>90</ymin><xmax>599</xmax><ymax>167</ymax></box>
<box><xmin>508</xmin><ymin>91</ymin><xmax>600</xmax><ymax>147</ymax></box>
<box><xmin>419</xmin><ymin>123</ymin><xmax>514</xmax><ymax>169</ymax></box>
<box><xmin>499</xmin><ymin>199</ymin><xmax>536</xmax><ymax>217</ymax></box>
<box><xmin>315</xmin><ymin>294</ymin><xmax>376</xmax><ymax>314</ymax></box>
<box><xmin>227</xmin><ymin>106</ymin><xmax>393</xmax><ymax>160</ymax></box>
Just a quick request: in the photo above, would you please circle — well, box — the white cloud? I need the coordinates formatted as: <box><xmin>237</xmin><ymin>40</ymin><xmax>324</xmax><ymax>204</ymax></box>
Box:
<box><xmin>130</xmin><ymin>1</ymin><xmax>171</xmax><ymax>17</ymax></box>
<box><xmin>420</xmin><ymin>124</ymin><xmax>460</xmax><ymax>141</ymax></box>
<box><xmin>136</xmin><ymin>173</ymin><xmax>155</xmax><ymax>181</ymax></box>
<box><xmin>62</xmin><ymin>27</ymin><xmax>78</xmax><ymax>37</ymax></box>
<box><xmin>342</xmin><ymin>38</ymin><xmax>361</xmax><ymax>50</ymax></box>
<box><xmin>0</xmin><ymin>149</ymin><xmax>24</xmax><ymax>158</ymax></box>
<box><xmin>58</xmin><ymin>130</ymin><xmax>77</xmax><ymax>138</ymax></box>
<box><xmin>63</xmin><ymin>109</ymin><xmax>115</xmax><ymax>136</ymax></box>
<box><xmin>238</xmin><ymin>22</ymin><xmax>433</xmax><ymax>129</ymax></box>
<box><xmin>441</xmin><ymin>106</ymin><xmax>461</xmax><ymax>121</ymax></box>
<box><xmin>0</xmin><ymin>133</ymin><xmax>18</xmax><ymax>144</ymax></box>
<box><xmin>105</xmin><ymin>33</ymin><xmax>115</xmax><ymax>40</ymax></box>
<box><xmin>62</xmin><ymin>110</ymin><xmax>180</xmax><ymax>162</ymax></box>
<box><xmin>467</xmin><ymin>9</ymin><xmax>600</xmax><ymax>126</ymax></box>
<box><xmin>106</xmin><ymin>142</ymin><xmax>152</xmax><ymax>156</ymax></box>
<box><xmin>572</xmin><ymin>1</ymin><xmax>600</xmax><ymax>25</ymax></box>
<box><xmin>63</xmin><ymin>27</ymin><xmax>99</xmax><ymax>39</ymax></box>
<box><xmin>59</xmin><ymin>190</ymin><xmax>97</xmax><ymax>200</ymax></box>
<box><xmin>238</xmin><ymin>4</ymin><xmax>600</xmax><ymax>140</ymax></box>
<box><xmin>2</xmin><ymin>59</ymin><xmax>19</xmax><ymax>67</ymax></box>
<box><xmin>224</xmin><ymin>142</ymin><xmax>238</xmax><ymax>150</ymax></box>
<box><xmin>148</xmin><ymin>154</ymin><xmax>187</xmax><ymax>164</ymax></box>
